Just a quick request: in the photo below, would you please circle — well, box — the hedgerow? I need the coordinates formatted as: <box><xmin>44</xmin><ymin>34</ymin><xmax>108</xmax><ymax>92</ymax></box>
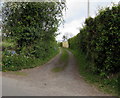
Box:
<box><xmin>68</xmin><ymin>4</ymin><xmax>120</xmax><ymax>76</ymax></box>
<box><xmin>2</xmin><ymin>2</ymin><xmax>66</xmax><ymax>71</ymax></box>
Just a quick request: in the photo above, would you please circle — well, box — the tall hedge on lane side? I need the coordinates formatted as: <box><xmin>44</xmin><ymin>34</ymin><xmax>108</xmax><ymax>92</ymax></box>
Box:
<box><xmin>68</xmin><ymin>4</ymin><xmax>120</xmax><ymax>76</ymax></box>
<box><xmin>2</xmin><ymin>2</ymin><xmax>66</xmax><ymax>71</ymax></box>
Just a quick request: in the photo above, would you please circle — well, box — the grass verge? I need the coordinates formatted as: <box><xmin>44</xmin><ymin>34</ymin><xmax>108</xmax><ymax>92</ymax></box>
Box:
<box><xmin>9</xmin><ymin>71</ymin><xmax>27</xmax><ymax>76</ymax></box>
<box><xmin>69</xmin><ymin>49</ymin><xmax>119</xmax><ymax>97</ymax></box>
<box><xmin>52</xmin><ymin>48</ymin><xmax>69</xmax><ymax>72</ymax></box>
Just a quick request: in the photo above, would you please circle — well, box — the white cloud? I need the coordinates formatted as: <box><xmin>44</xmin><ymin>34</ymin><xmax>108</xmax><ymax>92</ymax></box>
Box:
<box><xmin>64</xmin><ymin>0</ymin><xmax>88</xmax><ymax>22</ymax></box>
<box><xmin>56</xmin><ymin>17</ymin><xmax>85</xmax><ymax>41</ymax></box>
<box><xmin>64</xmin><ymin>0</ymin><xmax>119</xmax><ymax>22</ymax></box>
<box><xmin>56</xmin><ymin>0</ymin><xmax>119</xmax><ymax>42</ymax></box>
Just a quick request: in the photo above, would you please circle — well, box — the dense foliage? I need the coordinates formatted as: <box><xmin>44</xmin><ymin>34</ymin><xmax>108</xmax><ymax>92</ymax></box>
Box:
<box><xmin>2</xmin><ymin>2</ymin><xmax>66</xmax><ymax>71</ymax></box>
<box><xmin>68</xmin><ymin>4</ymin><xmax>120</xmax><ymax>76</ymax></box>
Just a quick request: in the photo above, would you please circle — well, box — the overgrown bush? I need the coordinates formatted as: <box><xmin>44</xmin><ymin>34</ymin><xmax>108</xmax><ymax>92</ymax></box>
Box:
<box><xmin>68</xmin><ymin>4</ymin><xmax>120</xmax><ymax>76</ymax></box>
<box><xmin>2</xmin><ymin>2</ymin><xmax>66</xmax><ymax>71</ymax></box>
<box><xmin>2</xmin><ymin>46</ymin><xmax>59</xmax><ymax>71</ymax></box>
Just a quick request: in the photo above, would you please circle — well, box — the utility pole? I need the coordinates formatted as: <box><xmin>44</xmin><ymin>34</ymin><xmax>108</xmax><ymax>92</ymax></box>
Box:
<box><xmin>88</xmin><ymin>0</ymin><xmax>90</xmax><ymax>17</ymax></box>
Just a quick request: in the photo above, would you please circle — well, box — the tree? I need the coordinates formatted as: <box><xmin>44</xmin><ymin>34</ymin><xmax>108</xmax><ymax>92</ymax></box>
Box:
<box><xmin>2</xmin><ymin>1</ymin><xmax>66</xmax><ymax>57</ymax></box>
<box><xmin>62</xmin><ymin>35</ymin><xmax>67</xmax><ymax>41</ymax></box>
<box><xmin>62</xmin><ymin>32</ymin><xmax>73</xmax><ymax>41</ymax></box>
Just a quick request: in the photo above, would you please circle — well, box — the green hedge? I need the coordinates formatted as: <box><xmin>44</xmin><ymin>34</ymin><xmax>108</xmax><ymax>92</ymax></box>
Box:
<box><xmin>2</xmin><ymin>47</ymin><xmax>59</xmax><ymax>71</ymax></box>
<box><xmin>68</xmin><ymin>4</ymin><xmax>120</xmax><ymax>76</ymax></box>
<box><xmin>2</xmin><ymin>2</ymin><xmax>65</xmax><ymax>71</ymax></box>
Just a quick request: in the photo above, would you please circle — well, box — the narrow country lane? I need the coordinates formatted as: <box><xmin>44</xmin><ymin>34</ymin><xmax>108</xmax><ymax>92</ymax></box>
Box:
<box><xmin>2</xmin><ymin>49</ymin><xmax>110</xmax><ymax>96</ymax></box>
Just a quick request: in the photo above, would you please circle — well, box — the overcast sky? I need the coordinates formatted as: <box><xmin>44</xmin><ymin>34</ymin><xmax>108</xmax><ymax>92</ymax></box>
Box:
<box><xmin>56</xmin><ymin>0</ymin><xmax>119</xmax><ymax>42</ymax></box>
